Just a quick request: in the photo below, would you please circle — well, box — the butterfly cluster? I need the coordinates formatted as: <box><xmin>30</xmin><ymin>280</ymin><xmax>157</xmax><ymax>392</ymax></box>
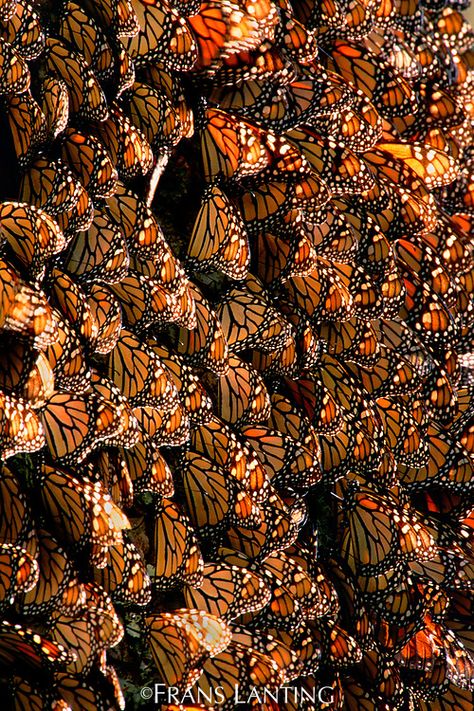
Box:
<box><xmin>0</xmin><ymin>0</ymin><xmax>472</xmax><ymax>708</ymax></box>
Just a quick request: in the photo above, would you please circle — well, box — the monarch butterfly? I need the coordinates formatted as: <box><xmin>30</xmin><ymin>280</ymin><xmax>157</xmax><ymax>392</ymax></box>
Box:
<box><xmin>311</xmin><ymin>354</ymin><xmax>379</xmax><ymax>428</ymax></box>
<box><xmin>62</xmin><ymin>208</ymin><xmax>129</xmax><ymax>284</ymax></box>
<box><xmin>23</xmin><ymin>348</ymin><xmax>55</xmax><ymax>423</ymax></box>
<box><xmin>90</xmin><ymin>104</ymin><xmax>153</xmax><ymax>180</ymax></box>
<box><xmin>340</xmin><ymin>199</ymin><xmax>394</xmax><ymax>277</ymax></box>
<box><xmin>190</xmin><ymin>640</ymin><xmax>283</xmax><ymax>704</ymax></box>
<box><xmin>376</xmin><ymin>395</ymin><xmax>430</xmax><ymax>468</ymax></box>
<box><xmin>306</xmin><ymin>620</ymin><xmax>363</xmax><ymax>668</ymax></box>
<box><xmin>50</xmin><ymin>583</ymin><xmax>123</xmax><ymax>674</ymax></box>
<box><xmin>212</xmin><ymin>40</ymin><xmax>296</xmax><ymax>87</ymax></box>
<box><xmin>395</xmin><ymin>237</ymin><xmax>455</xmax><ymax>306</ymax></box>
<box><xmin>19</xmin><ymin>157</ymin><xmax>82</xmax><ymax>220</ymax></box>
<box><xmin>153</xmin><ymin>498</ymin><xmax>203</xmax><ymax>590</ymax></box>
<box><xmin>170</xmin><ymin>0</ymin><xmax>201</xmax><ymax>15</ymax></box>
<box><xmin>58</xmin><ymin>0</ymin><xmax>113</xmax><ymax>70</ymax></box>
<box><xmin>289</xmin><ymin>545</ymin><xmax>340</xmax><ymax>616</ymax></box>
<box><xmin>216</xmin><ymin>275</ymin><xmax>293</xmax><ymax>353</ymax></box>
<box><xmin>315</xmin><ymin>318</ymin><xmax>379</xmax><ymax>368</ymax></box>
<box><xmin>200</xmin><ymin>108</ymin><xmax>267</xmax><ymax>181</ymax></box>
<box><xmin>123</xmin><ymin>81</ymin><xmax>182</xmax><ymax>150</ymax></box>
<box><xmin>382</xmin><ymin>182</ymin><xmax>439</xmax><ymax>239</ymax></box>
<box><xmin>39</xmin><ymin>464</ymin><xmax>130</xmax><ymax>568</ymax></box>
<box><xmin>394</xmin><ymin>82</ymin><xmax>465</xmax><ymax>138</ymax></box>
<box><xmin>341</xmin><ymin>261</ymin><xmax>406</xmax><ymax>320</ymax></box>
<box><xmin>186</xmin><ymin>184</ymin><xmax>249</xmax><ymax>280</ymax></box>
<box><xmin>120</xmin><ymin>428</ymin><xmax>175</xmax><ymax>496</ymax></box>
<box><xmin>445</xmin><ymin>590</ymin><xmax>474</xmax><ymax>655</ymax></box>
<box><xmin>188</xmin><ymin>0</ymin><xmax>276</xmax><ymax>70</ymax></box>
<box><xmin>0</xmin><ymin>201</ymin><xmax>66</xmax><ymax>279</ymax></box>
<box><xmin>274</xmin><ymin>6</ymin><xmax>319</xmax><ymax>62</ymax></box>
<box><xmin>440</xmin><ymin>169</ymin><xmax>474</xmax><ymax>216</ymax></box>
<box><xmin>0</xmin><ymin>389</ymin><xmax>45</xmax><ymax>460</ymax></box>
<box><xmin>0</xmin><ymin>36</ymin><xmax>30</xmax><ymax>95</ymax></box>
<box><xmin>0</xmin><ymin>0</ymin><xmax>17</xmax><ymax>22</ymax></box>
<box><xmin>60</xmin><ymin>128</ymin><xmax>118</xmax><ymax>199</ymax></box>
<box><xmin>340</xmin><ymin>660</ymin><xmax>404</xmax><ymax>710</ymax></box>
<box><xmin>38</xmin><ymin>76</ymin><xmax>69</xmax><ymax>140</ymax></box>
<box><xmin>175</xmin><ymin>282</ymin><xmax>229</xmax><ymax>375</ymax></box>
<box><xmin>325</xmin><ymin>554</ymin><xmax>373</xmax><ymax>639</ymax></box>
<box><xmin>364</xmin><ymin>27</ymin><xmax>420</xmax><ymax>81</ymax></box>
<box><xmin>400</xmin><ymin>274</ymin><xmax>458</xmax><ymax>352</ymax></box>
<box><xmin>42</xmin><ymin>38</ymin><xmax>108</xmax><ymax>121</ymax></box>
<box><xmin>342</xmin><ymin>0</ymin><xmax>388</xmax><ymax>41</ymax></box>
<box><xmin>286</xmin><ymin>126</ymin><xmax>375</xmax><ymax>195</ymax></box>
<box><xmin>241</xmin><ymin>424</ymin><xmax>322</xmax><ymax>491</ymax></box>
<box><xmin>81</xmin><ymin>0</ymin><xmax>140</xmax><ymax>37</ymax></box>
<box><xmin>292</xmin><ymin>0</ymin><xmax>346</xmax><ymax>31</ymax></box>
<box><xmin>364</xmin><ymin>575</ymin><xmax>438</xmax><ymax>628</ymax></box>
<box><xmin>142</xmin><ymin>64</ymin><xmax>195</xmax><ymax>139</ymax></box>
<box><xmin>145</xmin><ymin>610</ymin><xmax>231</xmax><ymax>691</ymax></box>
<box><xmin>104</xmin><ymin>182</ymin><xmax>166</xmax><ymax>258</ymax></box>
<box><xmin>412</xmin><ymin>490</ymin><xmax>474</xmax><ymax>524</ymax></box>
<box><xmin>283</xmin><ymin>260</ymin><xmax>354</xmax><ymax>324</ymax></box>
<box><xmin>189</xmin><ymin>415</ymin><xmax>270</xmax><ymax>502</ymax></box>
<box><xmin>340</xmin><ymin>481</ymin><xmax>435</xmax><ymax>576</ymax></box>
<box><xmin>364</xmin><ymin>142</ymin><xmax>459</xmax><ymax>191</ymax></box>
<box><xmin>225</xmin><ymin>490</ymin><xmax>299</xmax><ymax>562</ymax></box>
<box><xmin>8</xmin><ymin>676</ymin><xmax>47</xmax><ymax>710</ymax></box>
<box><xmin>230</xmin><ymin>626</ymin><xmax>303</xmax><ymax>683</ymax></box>
<box><xmin>43</xmin><ymin>310</ymin><xmax>90</xmax><ymax>393</ymax></box>
<box><xmin>267</xmin><ymin>392</ymin><xmax>320</xmax><ymax>452</ymax></box>
<box><xmin>399</xmin><ymin>616</ymin><xmax>474</xmax><ymax>692</ymax></box>
<box><xmin>0</xmin><ymin>620</ymin><xmax>72</xmax><ymax>670</ymax></box>
<box><xmin>210</xmin><ymin>74</ymin><xmax>352</xmax><ymax>133</ymax></box>
<box><xmin>55</xmin><ymin>180</ymin><xmax>94</xmax><ymax>236</ymax></box>
<box><xmin>89</xmin><ymin>371</ymin><xmax>140</xmax><ymax>449</ymax></box>
<box><xmin>0</xmin><ymin>542</ymin><xmax>38</xmax><ymax>609</ymax></box>
<box><xmin>48</xmin><ymin>667</ymin><xmax>126</xmax><ymax>710</ymax></box>
<box><xmin>46</xmin><ymin>268</ymin><xmax>99</xmax><ymax>346</ymax></box>
<box><xmin>335</xmin><ymin>425</ymin><xmax>386</xmax><ymax>480</ymax></box>
<box><xmin>259</xmin><ymin>550</ymin><xmax>332</xmax><ymax>620</ymax></box>
<box><xmin>427</xmin><ymin>548</ymin><xmax>474</xmax><ymax>598</ymax></box>
<box><xmin>18</xmin><ymin>528</ymin><xmax>74</xmax><ymax>615</ymax></box>
<box><xmin>435</xmin><ymin>7</ymin><xmax>473</xmax><ymax>53</ymax></box>
<box><xmin>305</xmin><ymin>200</ymin><xmax>358</xmax><ymax>260</ymax></box>
<box><xmin>106</xmin><ymin>329</ymin><xmax>178</xmax><ymax>409</ymax></box>
<box><xmin>324</xmin><ymin>39</ymin><xmax>415</xmax><ymax>118</ymax></box>
<box><xmin>254</xmin><ymin>227</ymin><xmax>319</xmax><ymax>286</ymax></box>
<box><xmin>130</xmin><ymin>247</ymin><xmax>192</xmax><ymax>304</ymax></box>
<box><xmin>216</xmin><ymin>352</ymin><xmax>270</xmax><ymax>427</ymax></box>
<box><xmin>58</xmin><ymin>1</ymin><xmax>135</xmax><ymax>98</ymax></box>
<box><xmin>184</xmin><ymin>562</ymin><xmax>270</xmax><ymax>620</ymax></box>
<box><xmin>180</xmin><ymin>451</ymin><xmax>261</xmax><ymax>541</ymax></box>
<box><xmin>107</xmin><ymin>271</ymin><xmax>181</xmax><ymax>332</ymax></box>
<box><xmin>251</xmin><ymin>329</ymin><xmax>299</xmax><ymax>377</ymax></box>
<box><xmin>344</xmin><ymin>346</ymin><xmax>421</xmax><ymax>397</ymax></box>
<box><xmin>133</xmin><ymin>397</ymin><xmax>190</xmax><ymax>447</ymax></box>
<box><xmin>282</xmin><ymin>375</ymin><xmax>343</xmax><ymax>436</ymax></box>
<box><xmin>6</xmin><ymin>92</ymin><xmax>46</xmax><ymax>169</ymax></box>
<box><xmin>123</xmin><ymin>0</ymin><xmax>197</xmax><ymax>70</ymax></box>
<box><xmin>93</xmin><ymin>539</ymin><xmax>151</xmax><ymax>606</ymax></box>
<box><xmin>0</xmin><ymin>464</ymin><xmax>32</xmax><ymax>548</ymax></box>
<box><xmin>410</xmin><ymin>671</ymin><xmax>473</xmax><ymax>710</ymax></box>
<box><xmin>87</xmin><ymin>447</ymin><xmax>133</xmax><ymax>509</ymax></box>
<box><xmin>147</xmin><ymin>341</ymin><xmax>213</xmax><ymax>425</ymax></box>
<box><xmin>318</xmin><ymin>97</ymin><xmax>383</xmax><ymax>153</ymax></box>
<box><xmin>237</xmin><ymin>168</ymin><xmax>330</xmax><ymax>231</ymax></box>
<box><xmin>0</xmin><ymin>270</ymin><xmax>58</xmax><ymax>351</ymax></box>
